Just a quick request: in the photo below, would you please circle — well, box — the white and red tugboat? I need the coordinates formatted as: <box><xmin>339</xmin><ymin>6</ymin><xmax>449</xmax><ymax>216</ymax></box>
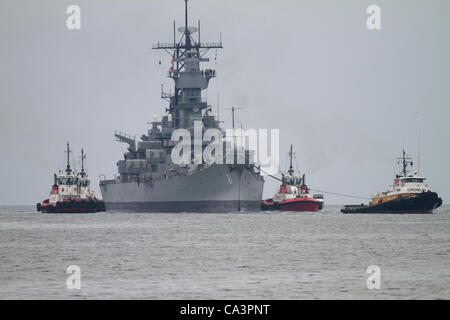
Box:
<box><xmin>37</xmin><ymin>143</ymin><xmax>106</xmax><ymax>213</ymax></box>
<box><xmin>262</xmin><ymin>145</ymin><xmax>323</xmax><ymax>212</ymax></box>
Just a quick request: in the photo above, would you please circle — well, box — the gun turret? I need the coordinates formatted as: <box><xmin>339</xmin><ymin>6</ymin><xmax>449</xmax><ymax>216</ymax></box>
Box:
<box><xmin>115</xmin><ymin>130</ymin><xmax>136</xmax><ymax>152</ymax></box>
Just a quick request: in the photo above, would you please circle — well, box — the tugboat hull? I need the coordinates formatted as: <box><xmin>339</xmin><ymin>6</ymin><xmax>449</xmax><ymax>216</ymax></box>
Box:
<box><xmin>262</xmin><ymin>198</ymin><xmax>320</xmax><ymax>212</ymax></box>
<box><xmin>37</xmin><ymin>199</ymin><xmax>106</xmax><ymax>213</ymax></box>
<box><xmin>341</xmin><ymin>191</ymin><xmax>442</xmax><ymax>214</ymax></box>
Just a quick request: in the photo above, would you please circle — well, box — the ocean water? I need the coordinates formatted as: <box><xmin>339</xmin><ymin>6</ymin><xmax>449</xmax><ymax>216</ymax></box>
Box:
<box><xmin>0</xmin><ymin>205</ymin><xmax>449</xmax><ymax>300</ymax></box>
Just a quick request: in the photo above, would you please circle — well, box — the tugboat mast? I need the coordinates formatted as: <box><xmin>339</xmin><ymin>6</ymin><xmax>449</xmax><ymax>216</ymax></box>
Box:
<box><xmin>80</xmin><ymin>149</ymin><xmax>86</xmax><ymax>177</ymax></box>
<box><xmin>65</xmin><ymin>142</ymin><xmax>72</xmax><ymax>174</ymax></box>
<box><xmin>397</xmin><ymin>149</ymin><xmax>413</xmax><ymax>177</ymax></box>
<box><xmin>288</xmin><ymin>144</ymin><xmax>294</xmax><ymax>176</ymax></box>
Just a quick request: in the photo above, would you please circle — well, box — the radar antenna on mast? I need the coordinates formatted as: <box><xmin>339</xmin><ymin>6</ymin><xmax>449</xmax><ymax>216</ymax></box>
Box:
<box><xmin>152</xmin><ymin>0</ymin><xmax>223</xmax><ymax>61</ymax></box>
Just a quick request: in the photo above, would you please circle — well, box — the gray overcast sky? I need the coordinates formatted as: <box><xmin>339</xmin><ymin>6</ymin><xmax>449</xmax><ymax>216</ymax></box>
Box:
<box><xmin>1</xmin><ymin>0</ymin><xmax>449</xmax><ymax>205</ymax></box>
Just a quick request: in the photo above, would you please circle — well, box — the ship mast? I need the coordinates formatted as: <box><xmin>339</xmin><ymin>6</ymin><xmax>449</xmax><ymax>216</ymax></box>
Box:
<box><xmin>65</xmin><ymin>142</ymin><xmax>72</xmax><ymax>174</ymax></box>
<box><xmin>152</xmin><ymin>0</ymin><xmax>223</xmax><ymax>129</ymax></box>
<box><xmin>225</xmin><ymin>106</ymin><xmax>242</xmax><ymax>130</ymax></box>
<box><xmin>288</xmin><ymin>144</ymin><xmax>294</xmax><ymax>176</ymax></box>
<box><xmin>397</xmin><ymin>149</ymin><xmax>413</xmax><ymax>177</ymax></box>
<box><xmin>80</xmin><ymin>149</ymin><xmax>86</xmax><ymax>177</ymax></box>
<box><xmin>184</xmin><ymin>0</ymin><xmax>191</xmax><ymax>49</ymax></box>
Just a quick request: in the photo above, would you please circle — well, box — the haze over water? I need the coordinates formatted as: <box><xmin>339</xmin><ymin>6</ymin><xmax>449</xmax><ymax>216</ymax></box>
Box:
<box><xmin>1</xmin><ymin>0</ymin><xmax>449</xmax><ymax>205</ymax></box>
<box><xmin>1</xmin><ymin>206</ymin><xmax>449</xmax><ymax>299</ymax></box>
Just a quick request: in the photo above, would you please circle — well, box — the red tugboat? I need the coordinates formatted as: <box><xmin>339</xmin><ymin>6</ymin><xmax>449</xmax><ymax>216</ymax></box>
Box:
<box><xmin>37</xmin><ymin>143</ymin><xmax>106</xmax><ymax>213</ymax></box>
<box><xmin>261</xmin><ymin>145</ymin><xmax>322</xmax><ymax>212</ymax></box>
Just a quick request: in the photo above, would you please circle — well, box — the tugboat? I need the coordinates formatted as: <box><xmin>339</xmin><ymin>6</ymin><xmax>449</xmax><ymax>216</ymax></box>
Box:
<box><xmin>261</xmin><ymin>145</ymin><xmax>322</xmax><ymax>212</ymax></box>
<box><xmin>341</xmin><ymin>150</ymin><xmax>442</xmax><ymax>214</ymax></box>
<box><xmin>37</xmin><ymin>143</ymin><xmax>106</xmax><ymax>213</ymax></box>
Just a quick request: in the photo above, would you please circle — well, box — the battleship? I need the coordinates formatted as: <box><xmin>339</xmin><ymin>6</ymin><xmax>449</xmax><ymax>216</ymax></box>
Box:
<box><xmin>100</xmin><ymin>0</ymin><xmax>264</xmax><ymax>212</ymax></box>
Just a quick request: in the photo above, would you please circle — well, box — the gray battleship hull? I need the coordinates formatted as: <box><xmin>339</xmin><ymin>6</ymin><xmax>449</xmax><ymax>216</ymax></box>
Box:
<box><xmin>100</xmin><ymin>164</ymin><xmax>264</xmax><ymax>212</ymax></box>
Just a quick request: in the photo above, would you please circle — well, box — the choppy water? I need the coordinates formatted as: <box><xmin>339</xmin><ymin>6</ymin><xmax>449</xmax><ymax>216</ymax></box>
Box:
<box><xmin>0</xmin><ymin>205</ymin><xmax>449</xmax><ymax>299</ymax></box>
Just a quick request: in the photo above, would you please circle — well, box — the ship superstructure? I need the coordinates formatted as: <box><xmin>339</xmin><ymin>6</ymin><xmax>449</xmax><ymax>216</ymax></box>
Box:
<box><xmin>100</xmin><ymin>0</ymin><xmax>264</xmax><ymax>212</ymax></box>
